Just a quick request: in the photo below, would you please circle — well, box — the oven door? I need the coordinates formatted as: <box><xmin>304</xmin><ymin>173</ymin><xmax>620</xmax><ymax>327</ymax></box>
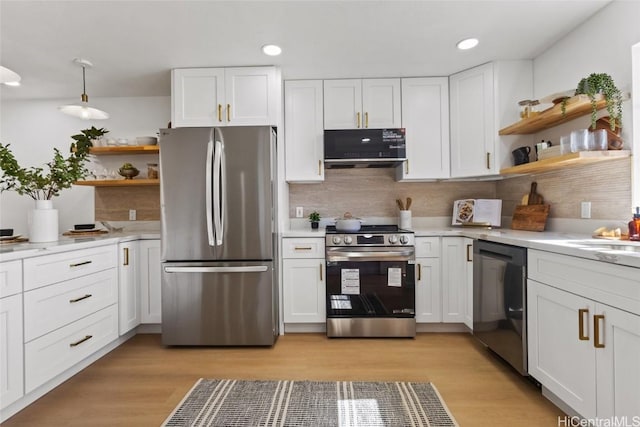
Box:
<box><xmin>325</xmin><ymin>247</ymin><xmax>415</xmax><ymax>318</ymax></box>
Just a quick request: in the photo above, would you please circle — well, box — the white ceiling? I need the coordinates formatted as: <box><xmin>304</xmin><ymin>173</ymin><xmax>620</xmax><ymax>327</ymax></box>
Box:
<box><xmin>0</xmin><ymin>0</ymin><xmax>611</xmax><ymax>101</ymax></box>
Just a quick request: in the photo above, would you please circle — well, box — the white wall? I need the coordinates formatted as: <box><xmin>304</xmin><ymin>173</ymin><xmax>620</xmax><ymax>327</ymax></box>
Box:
<box><xmin>0</xmin><ymin>96</ymin><xmax>170</xmax><ymax>235</ymax></box>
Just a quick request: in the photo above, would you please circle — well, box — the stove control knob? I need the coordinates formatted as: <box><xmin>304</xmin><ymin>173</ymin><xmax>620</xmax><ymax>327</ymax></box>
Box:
<box><xmin>332</xmin><ymin>236</ymin><xmax>342</xmax><ymax>245</ymax></box>
<box><xmin>399</xmin><ymin>235</ymin><xmax>410</xmax><ymax>245</ymax></box>
<box><xmin>344</xmin><ymin>236</ymin><xmax>353</xmax><ymax>245</ymax></box>
<box><xmin>388</xmin><ymin>235</ymin><xmax>399</xmax><ymax>244</ymax></box>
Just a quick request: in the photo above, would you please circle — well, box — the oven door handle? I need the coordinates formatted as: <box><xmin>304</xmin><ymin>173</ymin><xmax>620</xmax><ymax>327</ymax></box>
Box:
<box><xmin>326</xmin><ymin>249</ymin><xmax>414</xmax><ymax>262</ymax></box>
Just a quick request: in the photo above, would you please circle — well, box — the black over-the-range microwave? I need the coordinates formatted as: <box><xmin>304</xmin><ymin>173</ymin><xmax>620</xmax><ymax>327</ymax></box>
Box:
<box><xmin>323</xmin><ymin>128</ymin><xmax>406</xmax><ymax>168</ymax></box>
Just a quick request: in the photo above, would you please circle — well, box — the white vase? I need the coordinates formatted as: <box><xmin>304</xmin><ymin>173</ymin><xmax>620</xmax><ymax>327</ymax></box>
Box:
<box><xmin>28</xmin><ymin>200</ymin><xmax>59</xmax><ymax>243</ymax></box>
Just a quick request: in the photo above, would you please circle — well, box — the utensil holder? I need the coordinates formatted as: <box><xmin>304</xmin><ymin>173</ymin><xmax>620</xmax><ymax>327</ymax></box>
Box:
<box><xmin>399</xmin><ymin>210</ymin><xmax>412</xmax><ymax>230</ymax></box>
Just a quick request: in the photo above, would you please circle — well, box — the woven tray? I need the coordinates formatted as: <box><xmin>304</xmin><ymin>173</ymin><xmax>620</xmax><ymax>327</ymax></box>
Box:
<box><xmin>0</xmin><ymin>237</ymin><xmax>29</xmax><ymax>245</ymax></box>
<box><xmin>62</xmin><ymin>230</ymin><xmax>109</xmax><ymax>237</ymax></box>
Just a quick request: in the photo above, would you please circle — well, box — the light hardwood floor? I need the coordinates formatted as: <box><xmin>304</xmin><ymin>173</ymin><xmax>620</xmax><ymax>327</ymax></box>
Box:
<box><xmin>4</xmin><ymin>333</ymin><xmax>563</xmax><ymax>426</ymax></box>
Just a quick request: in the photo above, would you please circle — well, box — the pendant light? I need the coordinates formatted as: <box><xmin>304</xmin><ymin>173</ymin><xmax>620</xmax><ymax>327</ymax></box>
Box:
<box><xmin>0</xmin><ymin>66</ymin><xmax>21</xmax><ymax>86</ymax></box>
<box><xmin>59</xmin><ymin>58</ymin><xmax>109</xmax><ymax>120</ymax></box>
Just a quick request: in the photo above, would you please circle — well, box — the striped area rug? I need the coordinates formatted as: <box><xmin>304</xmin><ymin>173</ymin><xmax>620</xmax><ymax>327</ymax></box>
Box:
<box><xmin>163</xmin><ymin>379</ymin><xmax>458</xmax><ymax>427</ymax></box>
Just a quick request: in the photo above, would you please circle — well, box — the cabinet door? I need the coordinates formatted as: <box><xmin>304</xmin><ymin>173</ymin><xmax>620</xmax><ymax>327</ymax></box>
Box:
<box><xmin>362</xmin><ymin>78</ymin><xmax>401</xmax><ymax>128</ymax></box>
<box><xmin>595</xmin><ymin>304</ymin><xmax>640</xmax><ymax>419</ymax></box>
<box><xmin>0</xmin><ymin>294</ymin><xmax>23</xmax><ymax>409</ymax></box>
<box><xmin>284</xmin><ymin>80</ymin><xmax>325</xmax><ymax>182</ymax></box>
<box><xmin>527</xmin><ymin>280</ymin><xmax>597</xmax><ymax>419</ymax></box>
<box><xmin>397</xmin><ymin>77</ymin><xmax>449</xmax><ymax>180</ymax></box>
<box><xmin>171</xmin><ymin>68</ymin><xmax>225</xmax><ymax>127</ymax></box>
<box><xmin>224</xmin><ymin>67</ymin><xmax>277</xmax><ymax>126</ymax></box>
<box><xmin>118</xmin><ymin>241</ymin><xmax>140</xmax><ymax>335</ymax></box>
<box><xmin>415</xmin><ymin>258</ymin><xmax>441</xmax><ymax>323</ymax></box>
<box><xmin>449</xmin><ymin>63</ymin><xmax>495</xmax><ymax>177</ymax></box>
<box><xmin>441</xmin><ymin>237</ymin><xmax>465</xmax><ymax>323</ymax></box>
<box><xmin>139</xmin><ymin>240</ymin><xmax>162</xmax><ymax>324</ymax></box>
<box><xmin>463</xmin><ymin>238</ymin><xmax>474</xmax><ymax>330</ymax></box>
<box><xmin>323</xmin><ymin>79</ymin><xmax>362</xmax><ymax>129</ymax></box>
<box><xmin>283</xmin><ymin>259</ymin><xmax>325</xmax><ymax>323</ymax></box>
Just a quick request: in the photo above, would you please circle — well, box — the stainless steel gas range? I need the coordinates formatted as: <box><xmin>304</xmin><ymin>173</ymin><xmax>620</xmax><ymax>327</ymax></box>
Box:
<box><xmin>325</xmin><ymin>225</ymin><xmax>416</xmax><ymax>338</ymax></box>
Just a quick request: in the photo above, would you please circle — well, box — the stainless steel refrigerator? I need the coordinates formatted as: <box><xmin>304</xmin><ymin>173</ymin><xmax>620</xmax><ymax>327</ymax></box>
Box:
<box><xmin>159</xmin><ymin>126</ymin><xmax>278</xmax><ymax>346</ymax></box>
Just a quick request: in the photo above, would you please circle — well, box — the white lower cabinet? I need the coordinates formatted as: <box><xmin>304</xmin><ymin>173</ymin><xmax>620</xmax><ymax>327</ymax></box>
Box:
<box><xmin>139</xmin><ymin>240</ymin><xmax>161</xmax><ymax>323</ymax></box>
<box><xmin>118</xmin><ymin>241</ymin><xmax>140</xmax><ymax>335</ymax></box>
<box><xmin>0</xmin><ymin>293</ymin><xmax>24</xmax><ymax>410</ymax></box>
<box><xmin>415</xmin><ymin>237</ymin><xmax>441</xmax><ymax>323</ymax></box>
<box><xmin>282</xmin><ymin>238</ymin><xmax>325</xmax><ymax>323</ymax></box>
<box><xmin>463</xmin><ymin>238</ymin><xmax>474</xmax><ymax>330</ymax></box>
<box><xmin>441</xmin><ymin>237</ymin><xmax>466</xmax><ymax>323</ymax></box>
<box><xmin>527</xmin><ymin>249</ymin><xmax>640</xmax><ymax>419</ymax></box>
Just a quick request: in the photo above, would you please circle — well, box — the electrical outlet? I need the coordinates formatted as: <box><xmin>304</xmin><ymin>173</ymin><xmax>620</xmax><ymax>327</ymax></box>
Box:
<box><xmin>129</xmin><ymin>209</ymin><xmax>137</xmax><ymax>221</ymax></box>
<box><xmin>295</xmin><ymin>207</ymin><xmax>304</xmax><ymax>218</ymax></box>
<box><xmin>581</xmin><ymin>202</ymin><xmax>591</xmax><ymax>219</ymax></box>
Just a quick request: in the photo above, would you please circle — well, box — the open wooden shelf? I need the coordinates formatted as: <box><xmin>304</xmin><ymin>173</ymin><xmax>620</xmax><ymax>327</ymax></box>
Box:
<box><xmin>74</xmin><ymin>179</ymin><xmax>160</xmax><ymax>187</ymax></box>
<box><xmin>499</xmin><ymin>95</ymin><xmax>607</xmax><ymax>135</ymax></box>
<box><xmin>88</xmin><ymin>145</ymin><xmax>159</xmax><ymax>155</ymax></box>
<box><xmin>500</xmin><ymin>150</ymin><xmax>630</xmax><ymax>175</ymax></box>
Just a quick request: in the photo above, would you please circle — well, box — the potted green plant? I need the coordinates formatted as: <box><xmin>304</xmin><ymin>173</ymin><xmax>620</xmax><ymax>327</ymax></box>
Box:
<box><xmin>308</xmin><ymin>211</ymin><xmax>321</xmax><ymax>229</ymax></box>
<box><xmin>0</xmin><ymin>128</ymin><xmax>102</xmax><ymax>242</ymax></box>
<box><xmin>561</xmin><ymin>73</ymin><xmax>623</xmax><ymax>130</ymax></box>
<box><xmin>70</xmin><ymin>126</ymin><xmax>109</xmax><ymax>152</ymax></box>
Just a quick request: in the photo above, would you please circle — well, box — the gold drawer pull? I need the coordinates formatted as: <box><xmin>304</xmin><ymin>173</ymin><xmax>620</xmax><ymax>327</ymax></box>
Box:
<box><xmin>594</xmin><ymin>314</ymin><xmax>605</xmax><ymax>348</ymax></box>
<box><xmin>578</xmin><ymin>308</ymin><xmax>589</xmax><ymax>340</ymax></box>
<box><xmin>123</xmin><ymin>247</ymin><xmax>129</xmax><ymax>266</ymax></box>
<box><xmin>466</xmin><ymin>244</ymin><xmax>473</xmax><ymax>262</ymax></box>
<box><xmin>69</xmin><ymin>335</ymin><xmax>93</xmax><ymax>347</ymax></box>
<box><xmin>319</xmin><ymin>264</ymin><xmax>323</xmax><ymax>281</ymax></box>
<box><xmin>365</xmin><ymin>112</ymin><xmax>369</xmax><ymax>128</ymax></box>
<box><xmin>69</xmin><ymin>294</ymin><xmax>92</xmax><ymax>304</ymax></box>
<box><xmin>69</xmin><ymin>260</ymin><xmax>92</xmax><ymax>268</ymax></box>
<box><xmin>356</xmin><ymin>112</ymin><xmax>361</xmax><ymax>128</ymax></box>
<box><xmin>318</xmin><ymin>160</ymin><xmax>322</xmax><ymax>176</ymax></box>
<box><xmin>417</xmin><ymin>264</ymin><xmax>421</xmax><ymax>281</ymax></box>
<box><xmin>294</xmin><ymin>247</ymin><xmax>313</xmax><ymax>251</ymax></box>
<box><xmin>486</xmin><ymin>152</ymin><xmax>491</xmax><ymax>170</ymax></box>
<box><xmin>227</xmin><ymin>104</ymin><xmax>231</xmax><ymax>122</ymax></box>
<box><xmin>217</xmin><ymin>104</ymin><xmax>222</xmax><ymax>122</ymax></box>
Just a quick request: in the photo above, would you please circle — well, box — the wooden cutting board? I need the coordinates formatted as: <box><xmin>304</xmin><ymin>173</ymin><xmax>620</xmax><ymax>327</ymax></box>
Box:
<box><xmin>511</xmin><ymin>204</ymin><xmax>550</xmax><ymax>231</ymax></box>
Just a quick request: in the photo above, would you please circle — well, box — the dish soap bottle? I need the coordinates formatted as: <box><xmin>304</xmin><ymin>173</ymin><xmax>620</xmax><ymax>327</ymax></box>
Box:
<box><xmin>629</xmin><ymin>207</ymin><xmax>640</xmax><ymax>241</ymax></box>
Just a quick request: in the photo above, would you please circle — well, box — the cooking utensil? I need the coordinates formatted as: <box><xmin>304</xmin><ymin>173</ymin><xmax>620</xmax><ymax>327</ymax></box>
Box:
<box><xmin>406</xmin><ymin>197</ymin><xmax>412</xmax><ymax>210</ymax></box>
<box><xmin>527</xmin><ymin>182</ymin><xmax>543</xmax><ymax>205</ymax></box>
<box><xmin>396</xmin><ymin>198</ymin><xmax>405</xmax><ymax>210</ymax></box>
<box><xmin>335</xmin><ymin>212</ymin><xmax>364</xmax><ymax>232</ymax></box>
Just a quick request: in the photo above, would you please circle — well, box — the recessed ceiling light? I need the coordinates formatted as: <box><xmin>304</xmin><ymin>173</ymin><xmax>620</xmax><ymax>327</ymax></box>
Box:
<box><xmin>456</xmin><ymin>38</ymin><xmax>479</xmax><ymax>50</ymax></box>
<box><xmin>262</xmin><ymin>44</ymin><xmax>282</xmax><ymax>56</ymax></box>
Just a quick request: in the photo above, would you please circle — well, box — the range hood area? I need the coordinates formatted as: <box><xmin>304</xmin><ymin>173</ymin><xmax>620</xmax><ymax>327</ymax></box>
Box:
<box><xmin>324</xmin><ymin>128</ymin><xmax>406</xmax><ymax>169</ymax></box>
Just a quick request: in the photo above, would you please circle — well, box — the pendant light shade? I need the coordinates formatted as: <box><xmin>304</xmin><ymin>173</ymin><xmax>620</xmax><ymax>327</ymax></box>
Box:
<box><xmin>59</xmin><ymin>58</ymin><xmax>109</xmax><ymax>120</ymax></box>
<box><xmin>0</xmin><ymin>66</ymin><xmax>21</xmax><ymax>86</ymax></box>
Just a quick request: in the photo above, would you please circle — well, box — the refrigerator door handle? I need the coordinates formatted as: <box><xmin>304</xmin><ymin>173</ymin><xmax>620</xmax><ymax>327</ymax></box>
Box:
<box><xmin>219</xmin><ymin>135</ymin><xmax>226</xmax><ymax>246</ymax></box>
<box><xmin>213</xmin><ymin>138</ymin><xmax>223</xmax><ymax>246</ymax></box>
<box><xmin>164</xmin><ymin>266</ymin><xmax>269</xmax><ymax>273</ymax></box>
<box><xmin>205</xmin><ymin>139</ymin><xmax>215</xmax><ymax>246</ymax></box>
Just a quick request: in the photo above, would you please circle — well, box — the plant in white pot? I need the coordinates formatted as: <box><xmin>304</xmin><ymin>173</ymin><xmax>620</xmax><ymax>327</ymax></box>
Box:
<box><xmin>0</xmin><ymin>131</ymin><xmax>98</xmax><ymax>242</ymax></box>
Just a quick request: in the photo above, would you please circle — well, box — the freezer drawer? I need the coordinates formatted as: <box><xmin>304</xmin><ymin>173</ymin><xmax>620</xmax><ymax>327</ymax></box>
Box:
<box><xmin>161</xmin><ymin>261</ymin><xmax>277</xmax><ymax>346</ymax></box>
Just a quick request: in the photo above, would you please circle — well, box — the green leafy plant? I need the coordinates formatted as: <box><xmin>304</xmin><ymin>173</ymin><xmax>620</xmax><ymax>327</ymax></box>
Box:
<box><xmin>70</xmin><ymin>126</ymin><xmax>109</xmax><ymax>153</ymax></box>
<box><xmin>561</xmin><ymin>73</ymin><xmax>623</xmax><ymax>130</ymax></box>
<box><xmin>0</xmin><ymin>129</ymin><xmax>100</xmax><ymax>200</ymax></box>
<box><xmin>308</xmin><ymin>211</ymin><xmax>321</xmax><ymax>222</ymax></box>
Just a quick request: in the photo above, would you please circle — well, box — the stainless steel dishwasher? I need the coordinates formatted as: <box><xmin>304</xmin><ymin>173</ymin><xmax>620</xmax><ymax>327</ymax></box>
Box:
<box><xmin>473</xmin><ymin>240</ymin><xmax>528</xmax><ymax>375</ymax></box>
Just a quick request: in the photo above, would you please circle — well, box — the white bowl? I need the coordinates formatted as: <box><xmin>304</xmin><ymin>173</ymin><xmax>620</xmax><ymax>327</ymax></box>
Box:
<box><xmin>136</xmin><ymin>136</ymin><xmax>158</xmax><ymax>146</ymax></box>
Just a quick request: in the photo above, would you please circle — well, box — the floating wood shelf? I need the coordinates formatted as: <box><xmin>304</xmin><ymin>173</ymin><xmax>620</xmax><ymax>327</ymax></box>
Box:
<box><xmin>500</xmin><ymin>150</ymin><xmax>630</xmax><ymax>175</ymax></box>
<box><xmin>74</xmin><ymin>179</ymin><xmax>160</xmax><ymax>187</ymax></box>
<box><xmin>499</xmin><ymin>95</ymin><xmax>607</xmax><ymax>135</ymax></box>
<box><xmin>88</xmin><ymin>145</ymin><xmax>159</xmax><ymax>155</ymax></box>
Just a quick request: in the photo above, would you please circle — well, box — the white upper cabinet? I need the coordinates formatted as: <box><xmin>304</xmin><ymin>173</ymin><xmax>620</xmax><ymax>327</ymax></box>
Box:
<box><xmin>323</xmin><ymin>78</ymin><xmax>401</xmax><ymax>129</ymax></box>
<box><xmin>285</xmin><ymin>80</ymin><xmax>325</xmax><ymax>182</ymax></box>
<box><xmin>172</xmin><ymin>66</ymin><xmax>278</xmax><ymax>127</ymax></box>
<box><xmin>449</xmin><ymin>61</ymin><xmax>533</xmax><ymax>178</ymax></box>
<box><xmin>397</xmin><ymin>77</ymin><xmax>450</xmax><ymax>180</ymax></box>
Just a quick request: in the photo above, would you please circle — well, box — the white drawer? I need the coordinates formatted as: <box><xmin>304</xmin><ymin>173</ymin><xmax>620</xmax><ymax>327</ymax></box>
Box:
<box><xmin>0</xmin><ymin>260</ymin><xmax>22</xmax><ymax>298</ymax></box>
<box><xmin>415</xmin><ymin>237</ymin><xmax>441</xmax><ymax>258</ymax></box>
<box><xmin>24</xmin><ymin>268</ymin><xmax>118</xmax><ymax>342</ymax></box>
<box><xmin>528</xmin><ymin>249</ymin><xmax>640</xmax><ymax>315</ymax></box>
<box><xmin>24</xmin><ymin>245</ymin><xmax>117</xmax><ymax>291</ymax></box>
<box><xmin>25</xmin><ymin>304</ymin><xmax>118</xmax><ymax>393</ymax></box>
<box><xmin>282</xmin><ymin>238</ymin><xmax>325</xmax><ymax>259</ymax></box>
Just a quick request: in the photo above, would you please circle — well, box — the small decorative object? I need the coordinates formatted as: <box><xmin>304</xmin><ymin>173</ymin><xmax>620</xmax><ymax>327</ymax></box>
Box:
<box><xmin>561</xmin><ymin>73</ymin><xmax>623</xmax><ymax>130</ymax></box>
<box><xmin>0</xmin><ymin>134</ymin><xmax>93</xmax><ymax>242</ymax></box>
<box><xmin>308</xmin><ymin>211</ymin><xmax>321</xmax><ymax>229</ymax></box>
<box><xmin>118</xmin><ymin>163</ymin><xmax>140</xmax><ymax>179</ymax></box>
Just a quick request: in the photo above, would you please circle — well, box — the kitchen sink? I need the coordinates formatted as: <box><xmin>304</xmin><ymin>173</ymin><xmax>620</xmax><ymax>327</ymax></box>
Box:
<box><xmin>564</xmin><ymin>240</ymin><xmax>640</xmax><ymax>253</ymax></box>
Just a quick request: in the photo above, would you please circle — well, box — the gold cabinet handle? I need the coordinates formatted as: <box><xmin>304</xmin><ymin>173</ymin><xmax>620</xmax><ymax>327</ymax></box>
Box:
<box><xmin>69</xmin><ymin>294</ymin><xmax>92</xmax><ymax>304</ymax></box>
<box><xmin>578</xmin><ymin>308</ymin><xmax>589</xmax><ymax>340</ymax></box>
<box><xmin>365</xmin><ymin>112</ymin><xmax>369</xmax><ymax>128</ymax></box>
<box><xmin>405</xmin><ymin>159</ymin><xmax>409</xmax><ymax>175</ymax></box>
<box><xmin>70</xmin><ymin>335</ymin><xmax>93</xmax><ymax>347</ymax></box>
<box><xmin>69</xmin><ymin>260</ymin><xmax>92</xmax><ymax>268</ymax></box>
<box><xmin>417</xmin><ymin>264</ymin><xmax>421</xmax><ymax>281</ymax></box>
<box><xmin>486</xmin><ymin>152</ymin><xmax>491</xmax><ymax>170</ymax></box>
<box><xmin>466</xmin><ymin>244</ymin><xmax>473</xmax><ymax>262</ymax></box>
<box><xmin>319</xmin><ymin>264</ymin><xmax>323</xmax><ymax>281</ymax></box>
<box><xmin>356</xmin><ymin>112</ymin><xmax>361</xmax><ymax>128</ymax></box>
<box><xmin>217</xmin><ymin>104</ymin><xmax>222</xmax><ymax>122</ymax></box>
<box><xmin>294</xmin><ymin>247</ymin><xmax>313</xmax><ymax>251</ymax></box>
<box><xmin>227</xmin><ymin>104</ymin><xmax>231</xmax><ymax>122</ymax></box>
<box><xmin>594</xmin><ymin>314</ymin><xmax>605</xmax><ymax>348</ymax></box>
<box><xmin>123</xmin><ymin>247</ymin><xmax>129</xmax><ymax>266</ymax></box>
<box><xmin>318</xmin><ymin>160</ymin><xmax>322</xmax><ymax>176</ymax></box>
